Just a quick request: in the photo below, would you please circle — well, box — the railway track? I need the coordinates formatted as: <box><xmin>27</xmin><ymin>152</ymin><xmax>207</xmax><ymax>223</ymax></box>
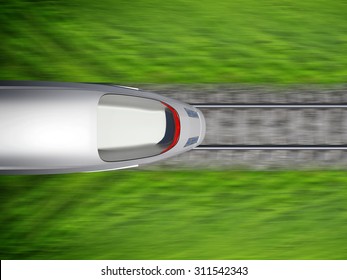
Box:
<box><xmin>192</xmin><ymin>103</ymin><xmax>347</xmax><ymax>151</ymax></box>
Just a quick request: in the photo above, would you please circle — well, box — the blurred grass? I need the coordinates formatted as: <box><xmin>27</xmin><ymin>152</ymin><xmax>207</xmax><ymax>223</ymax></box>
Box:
<box><xmin>0</xmin><ymin>0</ymin><xmax>347</xmax><ymax>83</ymax></box>
<box><xmin>1</xmin><ymin>170</ymin><xmax>347</xmax><ymax>260</ymax></box>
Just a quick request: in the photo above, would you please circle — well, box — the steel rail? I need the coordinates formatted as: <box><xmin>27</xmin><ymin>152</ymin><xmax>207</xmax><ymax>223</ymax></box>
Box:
<box><xmin>192</xmin><ymin>103</ymin><xmax>347</xmax><ymax>108</ymax></box>
<box><xmin>194</xmin><ymin>145</ymin><xmax>347</xmax><ymax>150</ymax></box>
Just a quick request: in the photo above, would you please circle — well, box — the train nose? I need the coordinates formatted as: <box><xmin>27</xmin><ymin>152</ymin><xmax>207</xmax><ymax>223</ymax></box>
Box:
<box><xmin>180</xmin><ymin>107</ymin><xmax>206</xmax><ymax>149</ymax></box>
<box><xmin>196</xmin><ymin>108</ymin><xmax>206</xmax><ymax>145</ymax></box>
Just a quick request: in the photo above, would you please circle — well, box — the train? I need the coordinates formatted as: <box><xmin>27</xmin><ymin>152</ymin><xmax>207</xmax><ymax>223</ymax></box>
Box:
<box><xmin>0</xmin><ymin>81</ymin><xmax>206</xmax><ymax>174</ymax></box>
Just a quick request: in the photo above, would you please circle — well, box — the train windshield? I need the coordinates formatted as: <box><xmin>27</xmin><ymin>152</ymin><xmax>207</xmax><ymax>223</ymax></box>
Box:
<box><xmin>97</xmin><ymin>94</ymin><xmax>180</xmax><ymax>162</ymax></box>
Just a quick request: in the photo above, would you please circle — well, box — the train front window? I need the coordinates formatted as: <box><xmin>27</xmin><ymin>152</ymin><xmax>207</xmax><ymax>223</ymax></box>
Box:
<box><xmin>97</xmin><ymin>95</ymin><xmax>180</xmax><ymax>162</ymax></box>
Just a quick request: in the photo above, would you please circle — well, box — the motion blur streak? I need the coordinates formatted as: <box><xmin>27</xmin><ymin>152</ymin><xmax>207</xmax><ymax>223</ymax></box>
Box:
<box><xmin>1</xmin><ymin>171</ymin><xmax>347</xmax><ymax>259</ymax></box>
<box><xmin>0</xmin><ymin>0</ymin><xmax>346</xmax><ymax>83</ymax></box>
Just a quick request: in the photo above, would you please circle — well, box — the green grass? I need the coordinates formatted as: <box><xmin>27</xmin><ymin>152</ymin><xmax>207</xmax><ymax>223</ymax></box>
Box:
<box><xmin>1</xmin><ymin>170</ymin><xmax>347</xmax><ymax>259</ymax></box>
<box><xmin>1</xmin><ymin>0</ymin><xmax>347</xmax><ymax>83</ymax></box>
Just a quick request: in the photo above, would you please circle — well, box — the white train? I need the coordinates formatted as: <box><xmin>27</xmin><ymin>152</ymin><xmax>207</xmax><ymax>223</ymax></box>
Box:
<box><xmin>0</xmin><ymin>81</ymin><xmax>205</xmax><ymax>174</ymax></box>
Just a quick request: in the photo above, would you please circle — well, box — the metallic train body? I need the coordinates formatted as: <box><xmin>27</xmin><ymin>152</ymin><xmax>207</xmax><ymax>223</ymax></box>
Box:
<box><xmin>0</xmin><ymin>81</ymin><xmax>205</xmax><ymax>174</ymax></box>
